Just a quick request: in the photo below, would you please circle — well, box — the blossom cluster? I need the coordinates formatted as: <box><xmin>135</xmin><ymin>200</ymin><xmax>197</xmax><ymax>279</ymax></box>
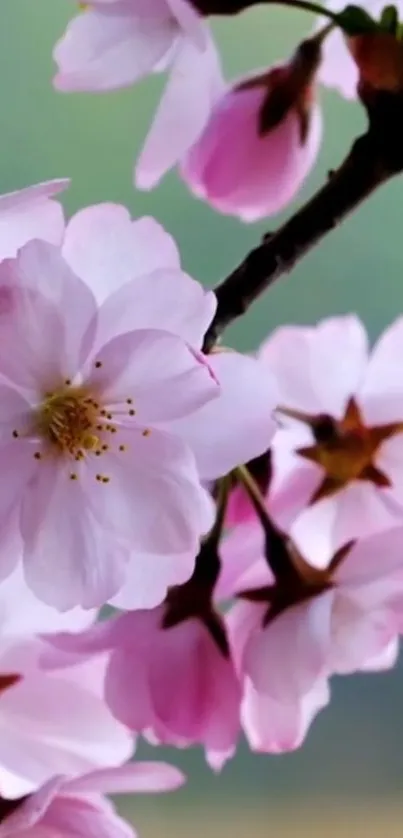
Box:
<box><xmin>0</xmin><ymin>0</ymin><xmax>402</xmax><ymax>836</ymax></box>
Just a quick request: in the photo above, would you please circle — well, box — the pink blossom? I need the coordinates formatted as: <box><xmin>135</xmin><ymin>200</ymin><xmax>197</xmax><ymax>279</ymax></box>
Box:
<box><xmin>263</xmin><ymin>315</ymin><xmax>403</xmax><ymax>567</ymax></box>
<box><xmin>223</xmin><ymin>520</ymin><xmax>403</xmax><ymax>752</ymax></box>
<box><xmin>53</xmin><ymin>1</ymin><xmax>224</xmax><ymax>188</ymax></box>
<box><xmin>0</xmin><ymin>181</ymin><xmax>69</xmax><ymax>262</ymax></box>
<box><xmin>0</xmin><ymin>568</ymin><xmax>132</xmax><ymax>798</ymax></box>
<box><xmin>0</xmin><ymin>239</ymin><xmax>218</xmax><ymax>610</ymax></box>
<box><xmin>44</xmin><ymin>604</ymin><xmax>242</xmax><ymax>770</ymax></box>
<box><xmin>53</xmin><ymin>0</ymin><xmax>205</xmax><ymax>92</ymax></box>
<box><xmin>180</xmin><ymin>55</ymin><xmax>322</xmax><ymax>221</ymax></box>
<box><xmin>60</xmin><ymin>203</ymin><xmax>278</xmax><ymax>485</ymax></box>
<box><xmin>0</xmin><ymin>762</ymin><xmax>184</xmax><ymax>838</ymax></box>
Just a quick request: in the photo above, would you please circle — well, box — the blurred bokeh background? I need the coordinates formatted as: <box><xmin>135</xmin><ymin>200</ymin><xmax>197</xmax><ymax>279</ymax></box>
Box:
<box><xmin>2</xmin><ymin>1</ymin><xmax>403</xmax><ymax>834</ymax></box>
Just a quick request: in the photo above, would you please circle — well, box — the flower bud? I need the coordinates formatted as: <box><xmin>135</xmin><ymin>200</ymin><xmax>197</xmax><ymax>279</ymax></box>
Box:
<box><xmin>181</xmin><ymin>39</ymin><xmax>323</xmax><ymax>221</ymax></box>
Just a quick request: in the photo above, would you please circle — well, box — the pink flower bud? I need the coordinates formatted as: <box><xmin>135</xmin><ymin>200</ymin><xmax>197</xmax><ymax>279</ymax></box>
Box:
<box><xmin>181</xmin><ymin>44</ymin><xmax>323</xmax><ymax>221</ymax></box>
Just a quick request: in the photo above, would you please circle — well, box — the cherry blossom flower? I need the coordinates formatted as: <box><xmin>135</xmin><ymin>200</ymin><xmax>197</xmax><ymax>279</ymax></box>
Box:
<box><xmin>0</xmin><ymin>239</ymin><xmax>218</xmax><ymax>610</ymax></box>
<box><xmin>0</xmin><ymin>180</ymin><xmax>69</xmax><ymax>261</ymax></box>
<box><xmin>180</xmin><ymin>40</ymin><xmax>322</xmax><ymax>220</ymax></box>
<box><xmin>43</xmin><ymin>582</ymin><xmax>242</xmax><ymax>769</ymax></box>
<box><xmin>0</xmin><ymin>567</ymin><xmax>133</xmax><ymax>798</ymax></box>
<box><xmin>0</xmin><ymin>762</ymin><xmax>184</xmax><ymax>838</ymax></box>
<box><xmin>223</xmin><ymin>518</ymin><xmax>403</xmax><ymax>752</ymax></box>
<box><xmin>262</xmin><ymin>315</ymin><xmax>403</xmax><ymax>567</ymax></box>
<box><xmin>59</xmin><ymin>202</ymin><xmax>278</xmax><ymax>487</ymax></box>
<box><xmin>53</xmin><ymin>0</ymin><xmax>206</xmax><ymax>92</ymax></box>
<box><xmin>53</xmin><ymin>1</ymin><xmax>224</xmax><ymax>189</ymax></box>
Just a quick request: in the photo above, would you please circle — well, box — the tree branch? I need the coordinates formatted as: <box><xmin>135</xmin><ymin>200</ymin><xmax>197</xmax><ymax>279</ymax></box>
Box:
<box><xmin>203</xmin><ymin>90</ymin><xmax>403</xmax><ymax>351</ymax></box>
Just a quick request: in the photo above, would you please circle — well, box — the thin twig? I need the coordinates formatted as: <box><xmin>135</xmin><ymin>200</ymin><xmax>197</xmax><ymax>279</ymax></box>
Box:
<box><xmin>203</xmin><ymin>89</ymin><xmax>403</xmax><ymax>351</ymax></box>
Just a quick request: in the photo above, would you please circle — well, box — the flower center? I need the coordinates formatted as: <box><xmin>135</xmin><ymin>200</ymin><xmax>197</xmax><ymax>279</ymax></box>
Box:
<box><xmin>36</xmin><ymin>385</ymin><xmax>102</xmax><ymax>457</ymax></box>
<box><xmin>279</xmin><ymin>397</ymin><xmax>403</xmax><ymax>503</ymax></box>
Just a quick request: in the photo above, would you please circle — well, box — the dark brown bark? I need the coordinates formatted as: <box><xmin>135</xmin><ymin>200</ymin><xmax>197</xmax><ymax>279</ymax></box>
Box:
<box><xmin>203</xmin><ymin>89</ymin><xmax>403</xmax><ymax>351</ymax></box>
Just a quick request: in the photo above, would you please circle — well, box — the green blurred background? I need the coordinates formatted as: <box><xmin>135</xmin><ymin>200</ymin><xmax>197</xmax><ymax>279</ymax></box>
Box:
<box><xmin>3</xmin><ymin>2</ymin><xmax>403</xmax><ymax>834</ymax></box>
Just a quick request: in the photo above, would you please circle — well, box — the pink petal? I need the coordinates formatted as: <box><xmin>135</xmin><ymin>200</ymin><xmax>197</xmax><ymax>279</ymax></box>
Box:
<box><xmin>360</xmin><ymin>637</ymin><xmax>399</xmax><ymax>671</ymax></box>
<box><xmin>53</xmin><ymin>3</ymin><xmax>178</xmax><ymax>91</ymax></box>
<box><xmin>329</xmin><ymin>594</ymin><xmax>397</xmax><ymax>674</ymax></box>
<box><xmin>335</xmin><ymin>526</ymin><xmax>403</xmax><ymax>587</ymax></box>
<box><xmin>242</xmin><ymin>676</ymin><xmax>330</xmax><ymax>753</ymax></box>
<box><xmin>85</xmin><ymin>426</ymin><xmax>214</xmax><ymax>557</ymax></box>
<box><xmin>109</xmin><ymin>548</ymin><xmax>195</xmax><ymax>610</ymax></box>
<box><xmin>62</xmin><ymin>204</ymin><xmax>180</xmax><ymax>303</ymax></box>
<box><xmin>316</xmin><ymin>1</ymin><xmax>359</xmax><ymax>99</ymax></box>
<box><xmin>43</xmin><ymin>791</ymin><xmax>135</xmax><ymax>838</ymax></box>
<box><xmin>96</xmin><ymin>269</ymin><xmax>216</xmax><ymax>349</ymax></box>
<box><xmin>262</xmin><ymin>315</ymin><xmax>368</xmax><ymax>419</ymax></box>
<box><xmin>245</xmin><ymin>592</ymin><xmax>334</xmax><ymax>701</ymax></box>
<box><xmin>290</xmin><ymin>483</ymin><xmax>402</xmax><ymax>570</ymax></box>
<box><xmin>0</xmin><ymin>180</ymin><xmax>69</xmax><ymax>261</ymax></box>
<box><xmin>67</xmin><ymin>762</ymin><xmax>185</xmax><ymax>794</ymax></box>
<box><xmin>217</xmin><ymin>522</ymin><xmax>269</xmax><ymax>601</ymax></box>
<box><xmin>360</xmin><ymin>317</ymin><xmax>403</xmax><ymax>422</ymax></box>
<box><xmin>136</xmin><ymin>30</ymin><xmax>225</xmax><ymax>188</ymax></box>
<box><xmin>0</xmin><ymin>242</ymin><xmax>97</xmax><ymax>389</ymax></box>
<box><xmin>0</xmin><ymin>565</ymin><xmax>95</xmax><ymax>638</ymax></box>
<box><xmin>167</xmin><ymin>350</ymin><xmax>277</xmax><ymax>480</ymax></box>
<box><xmin>0</xmin><ymin>776</ymin><xmax>63</xmax><ymax>835</ymax></box>
<box><xmin>0</xmin><ymin>663</ymin><xmax>132</xmax><ymax>798</ymax></box>
<box><xmin>21</xmin><ymin>460</ymin><xmax>128</xmax><ymax>610</ymax></box>
<box><xmin>90</xmin><ymin>329</ymin><xmax>219</xmax><ymax>423</ymax></box>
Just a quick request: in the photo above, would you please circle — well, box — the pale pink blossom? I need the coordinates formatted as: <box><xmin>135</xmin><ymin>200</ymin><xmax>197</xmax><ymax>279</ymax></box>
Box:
<box><xmin>44</xmin><ymin>604</ymin><xmax>242</xmax><ymax>770</ymax></box>
<box><xmin>0</xmin><ymin>569</ymin><xmax>132</xmax><ymax>798</ymax></box>
<box><xmin>53</xmin><ymin>0</ymin><xmax>206</xmax><ymax>92</ymax></box>
<box><xmin>0</xmin><ymin>762</ymin><xmax>184</xmax><ymax>838</ymax></box>
<box><xmin>0</xmin><ymin>239</ymin><xmax>218</xmax><ymax>610</ymax></box>
<box><xmin>264</xmin><ymin>315</ymin><xmax>403</xmax><ymax>567</ymax></box>
<box><xmin>223</xmin><ymin>520</ymin><xmax>403</xmax><ymax>752</ymax></box>
<box><xmin>60</xmin><ymin>203</ymin><xmax>278</xmax><ymax>485</ymax></box>
<box><xmin>53</xmin><ymin>1</ymin><xmax>224</xmax><ymax>188</ymax></box>
<box><xmin>0</xmin><ymin>181</ymin><xmax>69</xmax><ymax>261</ymax></box>
<box><xmin>180</xmin><ymin>58</ymin><xmax>322</xmax><ymax>221</ymax></box>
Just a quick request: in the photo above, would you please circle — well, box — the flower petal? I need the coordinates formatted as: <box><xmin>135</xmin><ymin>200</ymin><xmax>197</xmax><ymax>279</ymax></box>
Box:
<box><xmin>85</xmin><ymin>426</ymin><xmax>214</xmax><ymax>556</ymax></box>
<box><xmin>21</xmin><ymin>460</ymin><xmax>128</xmax><ymax>610</ymax></box>
<box><xmin>245</xmin><ymin>592</ymin><xmax>334</xmax><ymax>701</ymax></box>
<box><xmin>136</xmin><ymin>29</ymin><xmax>225</xmax><ymax>188</ymax></box>
<box><xmin>96</xmin><ymin>269</ymin><xmax>216</xmax><ymax>348</ymax></box>
<box><xmin>0</xmin><ymin>180</ymin><xmax>69</xmax><ymax>261</ymax></box>
<box><xmin>167</xmin><ymin>351</ymin><xmax>277</xmax><ymax>480</ymax></box>
<box><xmin>53</xmin><ymin>3</ymin><xmax>178</xmax><ymax>91</ymax></box>
<box><xmin>90</xmin><ymin>329</ymin><xmax>219</xmax><ymax>423</ymax></box>
<box><xmin>66</xmin><ymin>762</ymin><xmax>185</xmax><ymax>795</ymax></box>
<box><xmin>62</xmin><ymin>204</ymin><xmax>180</xmax><ymax>304</ymax></box>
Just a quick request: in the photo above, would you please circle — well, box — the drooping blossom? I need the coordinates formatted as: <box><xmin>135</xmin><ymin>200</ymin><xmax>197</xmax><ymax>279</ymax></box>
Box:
<box><xmin>53</xmin><ymin>0</ymin><xmax>207</xmax><ymax>92</ymax></box>
<box><xmin>261</xmin><ymin>315</ymin><xmax>403</xmax><ymax>567</ymax></box>
<box><xmin>53</xmin><ymin>1</ymin><xmax>225</xmax><ymax>189</ymax></box>
<box><xmin>0</xmin><ymin>566</ymin><xmax>133</xmax><ymax>798</ymax></box>
<box><xmin>222</xmin><ymin>517</ymin><xmax>403</xmax><ymax>752</ymax></box>
<box><xmin>180</xmin><ymin>38</ymin><xmax>323</xmax><ymax>220</ymax></box>
<box><xmin>0</xmin><ymin>180</ymin><xmax>69</xmax><ymax>261</ymax></box>
<box><xmin>0</xmin><ymin>762</ymin><xmax>184</xmax><ymax>838</ymax></box>
<box><xmin>43</xmin><ymin>546</ymin><xmax>242</xmax><ymax>769</ymax></box>
<box><xmin>316</xmin><ymin>0</ymin><xmax>403</xmax><ymax>98</ymax></box>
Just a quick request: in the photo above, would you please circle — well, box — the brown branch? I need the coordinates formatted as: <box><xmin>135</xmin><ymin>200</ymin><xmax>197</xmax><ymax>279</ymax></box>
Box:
<box><xmin>203</xmin><ymin>89</ymin><xmax>403</xmax><ymax>352</ymax></box>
